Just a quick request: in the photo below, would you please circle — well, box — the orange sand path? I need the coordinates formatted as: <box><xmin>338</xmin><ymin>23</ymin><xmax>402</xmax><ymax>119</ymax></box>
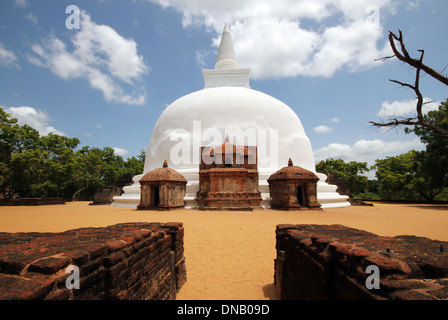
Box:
<box><xmin>1</xmin><ymin>201</ymin><xmax>447</xmax><ymax>300</ymax></box>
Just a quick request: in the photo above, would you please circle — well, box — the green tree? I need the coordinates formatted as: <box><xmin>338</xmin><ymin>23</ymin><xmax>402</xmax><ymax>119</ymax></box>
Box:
<box><xmin>1</xmin><ymin>106</ymin><xmax>146</xmax><ymax>201</ymax></box>
<box><xmin>356</xmin><ymin>179</ymin><xmax>381</xmax><ymax>201</ymax></box>
<box><xmin>373</xmin><ymin>149</ymin><xmax>446</xmax><ymax>201</ymax></box>
<box><xmin>37</xmin><ymin>133</ymin><xmax>80</xmax><ymax>198</ymax></box>
<box><xmin>0</xmin><ymin>107</ymin><xmax>41</xmax><ymax>198</ymax></box>
<box><xmin>406</xmin><ymin>99</ymin><xmax>448</xmax><ymax>200</ymax></box>
<box><xmin>374</xmin><ymin>150</ymin><xmax>421</xmax><ymax>201</ymax></box>
<box><xmin>1</xmin><ymin>107</ymin><xmax>82</xmax><ymax>199</ymax></box>
<box><xmin>316</xmin><ymin>158</ymin><xmax>370</xmax><ymax>196</ymax></box>
<box><xmin>123</xmin><ymin>149</ymin><xmax>145</xmax><ymax>176</ymax></box>
<box><xmin>70</xmin><ymin>146</ymin><xmax>127</xmax><ymax>200</ymax></box>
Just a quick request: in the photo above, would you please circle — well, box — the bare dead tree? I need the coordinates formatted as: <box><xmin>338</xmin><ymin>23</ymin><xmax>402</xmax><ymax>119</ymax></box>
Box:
<box><xmin>371</xmin><ymin>30</ymin><xmax>448</xmax><ymax>139</ymax></box>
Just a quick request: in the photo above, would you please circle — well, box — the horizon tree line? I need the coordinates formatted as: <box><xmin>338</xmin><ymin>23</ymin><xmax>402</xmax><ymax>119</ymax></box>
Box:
<box><xmin>0</xmin><ymin>106</ymin><xmax>145</xmax><ymax>201</ymax></box>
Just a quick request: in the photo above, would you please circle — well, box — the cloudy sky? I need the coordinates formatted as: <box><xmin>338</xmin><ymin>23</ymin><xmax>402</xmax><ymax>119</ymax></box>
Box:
<box><xmin>1</xmin><ymin>0</ymin><xmax>447</xmax><ymax>168</ymax></box>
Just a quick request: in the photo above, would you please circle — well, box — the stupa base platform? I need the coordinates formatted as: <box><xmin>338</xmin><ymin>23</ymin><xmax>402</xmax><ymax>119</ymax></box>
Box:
<box><xmin>112</xmin><ymin>171</ymin><xmax>351</xmax><ymax>209</ymax></box>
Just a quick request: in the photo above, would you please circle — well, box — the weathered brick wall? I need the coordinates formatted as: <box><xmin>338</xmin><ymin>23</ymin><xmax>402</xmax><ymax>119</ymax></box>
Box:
<box><xmin>0</xmin><ymin>222</ymin><xmax>186</xmax><ymax>300</ymax></box>
<box><xmin>275</xmin><ymin>224</ymin><xmax>448</xmax><ymax>300</ymax></box>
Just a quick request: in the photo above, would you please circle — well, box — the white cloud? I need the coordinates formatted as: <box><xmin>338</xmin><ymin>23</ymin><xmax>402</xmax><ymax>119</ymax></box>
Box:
<box><xmin>314</xmin><ymin>118</ymin><xmax>340</xmax><ymax>133</ymax></box>
<box><xmin>28</xmin><ymin>11</ymin><xmax>148</xmax><ymax>105</ymax></box>
<box><xmin>195</xmin><ymin>50</ymin><xmax>210</xmax><ymax>68</ymax></box>
<box><xmin>25</xmin><ymin>13</ymin><xmax>38</xmax><ymax>24</ymax></box>
<box><xmin>149</xmin><ymin>0</ymin><xmax>394</xmax><ymax>79</ymax></box>
<box><xmin>14</xmin><ymin>0</ymin><xmax>29</xmax><ymax>8</ymax></box>
<box><xmin>5</xmin><ymin>106</ymin><xmax>65</xmax><ymax>136</ymax></box>
<box><xmin>313</xmin><ymin>125</ymin><xmax>333</xmax><ymax>133</ymax></box>
<box><xmin>0</xmin><ymin>42</ymin><xmax>19</xmax><ymax>68</ymax></box>
<box><xmin>329</xmin><ymin>118</ymin><xmax>340</xmax><ymax>123</ymax></box>
<box><xmin>406</xmin><ymin>0</ymin><xmax>427</xmax><ymax>10</ymax></box>
<box><xmin>113</xmin><ymin>147</ymin><xmax>129</xmax><ymax>156</ymax></box>
<box><xmin>313</xmin><ymin>137</ymin><xmax>424</xmax><ymax>165</ymax></box>
<box><xmin>378</xmin><ymin>98</ymin><xmax>439</xmax><ymax>118</ymax></box>
<box><xmin>84</xmin><ymin>132</ymin><xmax>93</xmax><ymax>137</ymax></box>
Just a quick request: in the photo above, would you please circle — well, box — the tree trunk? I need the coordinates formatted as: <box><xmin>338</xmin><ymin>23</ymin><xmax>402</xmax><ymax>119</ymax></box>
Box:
<box><xmin>72</xmin><ymin>181</ymin><xmax>89</xmax><ymax>202</ymax></box>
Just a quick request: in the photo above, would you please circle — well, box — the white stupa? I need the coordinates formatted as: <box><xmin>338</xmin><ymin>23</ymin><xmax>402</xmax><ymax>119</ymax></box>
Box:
<box><xmin>112</xmin><ymin>23</ymin><xmax>350</xmax><ymax>209</ymax></box>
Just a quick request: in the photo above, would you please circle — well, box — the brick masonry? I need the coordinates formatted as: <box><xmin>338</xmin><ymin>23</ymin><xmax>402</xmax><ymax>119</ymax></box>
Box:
<box><xmin>0</xmin><ymin>222</ymin><xmax>186</xmax><ymax>300</ymax></box>
<box><xmin>275</xmin><ymin>224</ymin><xmax>448</xmax><ymax>300</ymax></box>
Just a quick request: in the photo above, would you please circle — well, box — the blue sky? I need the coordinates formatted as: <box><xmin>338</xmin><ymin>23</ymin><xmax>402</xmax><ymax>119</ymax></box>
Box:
<box><xmin>1</xmin><ymin>0</ymin><xmax>447</xmax><ymax>171</ymax></box>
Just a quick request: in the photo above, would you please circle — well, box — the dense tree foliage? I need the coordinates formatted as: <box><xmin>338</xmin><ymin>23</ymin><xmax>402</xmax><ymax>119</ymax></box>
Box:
<box><xmin>404</xmin><ymin>99</ymin><xmax>448</xmax><ymax>200</ymax></box>
<box><xmin>373</xmin><ymin>150</ymin><xmax>423</xmax><ymax>201</ymax></box>
<box><xmin>0</xmin><ymin>107</ymin><xmax>145</xmax><ymax>200</ymax></box>
<box><xmin>373</xmin><ymin>149</ymin><xmax>447</xmax><ymax>202</ymax></box>
<box><xmin>316</xmin><ymin>158</ymin><xmax>370</xmax><ymax>196</ymax></box>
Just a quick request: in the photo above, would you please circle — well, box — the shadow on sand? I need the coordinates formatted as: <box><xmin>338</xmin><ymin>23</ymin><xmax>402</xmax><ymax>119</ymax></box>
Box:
<box><xmin>407</xmin><ymin>205</ymin><xmax>448</xmax><ymax>211</ymax></box>
<box><xmin>262</xmin><ymin>283</ymin><xmax>278</xmax><ymax>300</ymax></box>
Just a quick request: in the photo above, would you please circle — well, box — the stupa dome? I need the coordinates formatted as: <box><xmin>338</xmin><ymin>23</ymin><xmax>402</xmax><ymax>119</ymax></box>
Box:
<box><xmin>144</xmin><ymin>86</ymin><xmax>315</xmax><ymax>174</ymax></box>
<box><xmin>112</xmin><ymin>23</ymin><xmax>350</xmax><ymax>209</ymax></box>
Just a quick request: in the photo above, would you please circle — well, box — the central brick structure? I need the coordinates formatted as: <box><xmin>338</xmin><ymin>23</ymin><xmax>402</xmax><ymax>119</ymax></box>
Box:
<box><xmin>275</xmin><ymin>224</ymin><xmax>448</xmax><ymax>300</ymax></box>
<box><xmin>196</xmin><ymin>136</ymin><xmax>262</xmax><ymax>210</ymax></box>
<box><xmin>0</xmin><ymin>222</ymin><xmax>186</xmax><ymax>300</ymax></box>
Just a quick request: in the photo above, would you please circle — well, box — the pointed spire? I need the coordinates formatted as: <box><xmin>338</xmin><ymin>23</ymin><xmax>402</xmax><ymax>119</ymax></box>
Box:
<box><xmin>223</xmin><ymin>21</ymin><xmax>230</xmax><ymax>32</ymax></box>
<box><xmin>288</xmin><ymin>158</ymin><xmax>293</xmax><ymax>167</ymax></box>
<box><xmin>163</xmin><ymin>160</ymin><xmax>168</xmax><ymax>168</ymax></box>
<box><xmin>215</xmin><ymin>22</ymin><xmax>239</xmax><ymax>70</ymax></box>
<box><xmin>224</xmin><ymin>134</ymin><xmax>230</xmax><ymax>143</ymax></box>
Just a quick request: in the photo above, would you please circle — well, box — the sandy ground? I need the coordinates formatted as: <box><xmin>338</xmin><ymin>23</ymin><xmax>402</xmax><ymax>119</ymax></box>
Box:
<box><xmin>0</xmin><ymin>201</ymin><xmax>447</xmax><ymax>300</ymax></box>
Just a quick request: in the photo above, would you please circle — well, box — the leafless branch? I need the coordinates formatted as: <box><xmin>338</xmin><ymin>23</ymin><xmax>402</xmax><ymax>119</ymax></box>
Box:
<box><xmin>371</xmin><ymin>30</ymin><xmax>448</xmax><ymax>139</ymax></box>
<box><xmin>423</xmin><ymin>99</ymin><xmax>436</xmax><ymax>105</ymax></box>
<box><xmin>389</xmin><ymin>79</ymin><xmax>415</xmax><ymax>90</ymax></box>
<box><xmin>374</xmin><ymin>55</ymin><xmax>395</xmax><ymax>62</ymax></box>
<box><xmin>369</xmin><ymin>118</ymin><xmax>420</xmax><ymax>129</ymax></box>
<box><xmin>440</xmin><ymin>64</ymin><xmax>448</xmax><ymax>76</ymax></box>
<box><xmin>389</xmin><ymin>30</ymin><xmax>448</xmax><ymax>87</ymax></box>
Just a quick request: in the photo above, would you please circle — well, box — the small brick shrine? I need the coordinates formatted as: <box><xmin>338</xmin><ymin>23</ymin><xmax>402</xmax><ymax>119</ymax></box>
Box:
<box><xmin>138</xmin><ymin>160</ymin><xmax>187</xmax><ymax>211</ymax></box>
<box><xmin>90</xmin><ymin>185</ymin><xmax>122</xmax><ymax>205</ymax></box>
<box><xmin>195</xmin><ymin>136</ymin><xmax>262</xmax><ymax>210</ymax></box>
<box><xmin>268</xmin><ymin>158</ymin><xmax>321</xmax><ymax>211</ymax></box>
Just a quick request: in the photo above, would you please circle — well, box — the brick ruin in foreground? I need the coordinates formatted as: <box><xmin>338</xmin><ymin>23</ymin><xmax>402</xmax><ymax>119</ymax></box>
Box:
<box><xmin>1</xmin><ymin>221</ymin><xmax>448</xmax><ymax>300</ymax></box>
<box><xmin>275</xmin><ymin>224</ymin><xmax>448</xmax><ymax>300</ymax></box>
<box><xmin>0</xmin><ymin>222</ymin><xmax>186</xmax><ymax>300</ymax></box>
